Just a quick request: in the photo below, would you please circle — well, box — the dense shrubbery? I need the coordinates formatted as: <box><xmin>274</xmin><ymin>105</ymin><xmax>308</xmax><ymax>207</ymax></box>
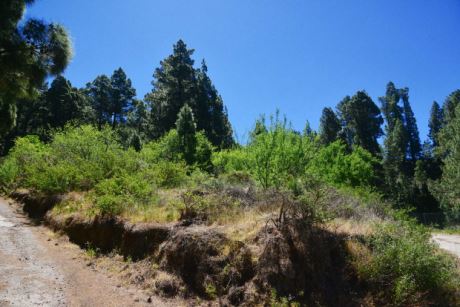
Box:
<box><xmin>356</xmin><ymin>218</ymin><xmax>459</xmax><ymax>305</ymax></box>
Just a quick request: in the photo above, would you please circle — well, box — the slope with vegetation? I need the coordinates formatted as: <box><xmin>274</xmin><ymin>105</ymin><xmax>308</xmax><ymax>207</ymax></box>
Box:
<box><xmin>1</xmin><ymin>1</ymin><xmax>460</xmax><ymax>305</ymax></box>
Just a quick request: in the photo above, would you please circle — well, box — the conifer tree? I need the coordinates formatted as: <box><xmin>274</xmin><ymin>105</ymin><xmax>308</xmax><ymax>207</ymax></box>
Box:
<box><xmin>147</xmin><ymin>40</ymin><xmax>197</xmax><ymax>138</ymax></box>
<box><xmin>0</xmin><ymin>0</ymin><xmax>72</xmax><ymax>135</ymax></box>
<box><xmin>176</xmin><ymin>104</ymin><xmax>197</xmax><ymax>165</ymax></box>
<box><xmin>85</xmin><ymin>75</ymin><xmax>112</xmax><ymax>129</ymax></box>
<box><xmin>428</xmin><ymin>101</ymin><xmax>443</xmax><ymax>149</ymax></box>
<box><xmin>442</xmin><ymin>90</ymin><xmax>460</xmax><ymax>123</ymax></box>
<box><xmin>45</xmin><ymin>76</ymin><xmax>89</xmax><ymax>128</ymax></box>
<box><xmin>146</xmin><ymin>40</ymin><xmax>233</xmax><ymax>147</ymax></box>
<box><xmin>319</xmin><ymin>107</ymin><xmax>341</xmax><ymax>145</ymax></box>
<box><xmin>110</xmin><ymin>68</ymin><xmax>136</xmax><ymax>128</ymax></box>
<box><xmin>431</xmin><ymin>103</ymin><xmax>460</xmax><ymax>220</ymax></box>
<box><xmin>400</xmin><ymin>88</ymin><xmax>421</xmax><ymax>161</ymax></box>
<box><xmin>337</xmin><ymin>91</ymin><xmax>383</xmax><ymax>155</ymax></box>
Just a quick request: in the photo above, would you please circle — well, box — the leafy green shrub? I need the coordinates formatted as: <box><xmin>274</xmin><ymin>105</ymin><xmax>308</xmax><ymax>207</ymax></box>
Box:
<box><xmin>146</xmin><ymin>160</ymin><xmax>188</xmax><ymax>188</ymax></box>
<box><xmin>0</xmin><ymin>135</ymin><xmax>48</xmax><ymax>191</ymax></box>
<box><xmin>212</xmin><ymin>148</ymin><xmax>248</xmax><ymax>174</ymax></box>
<box><xmin>359</xmin><ymin>219</ymin><xmax>459</xmax><ymax>305</ymax></box>
<box><xmin>92</xmin><ymin>172</ymin><xmax>156</xmax><ymax>215</ymax></box>
<box><xmin>308</xmin><ymin>141</ymin><xmax>377</xmax><ymax>188</ymax></box>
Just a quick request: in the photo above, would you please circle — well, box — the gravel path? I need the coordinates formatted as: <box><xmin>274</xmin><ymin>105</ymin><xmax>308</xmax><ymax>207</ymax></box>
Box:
<box><xmin>0</xmin><ymin>197</ymin><xmax>173</xmax><ymax>307</ymax></box>
<box><xmin>432</xmin><ymin>233</ymin><xmax>460</xmax><ymax>258</ymax></box>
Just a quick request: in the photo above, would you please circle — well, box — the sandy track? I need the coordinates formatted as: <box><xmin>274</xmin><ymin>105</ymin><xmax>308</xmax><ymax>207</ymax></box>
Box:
<box><xmin>432</xmin><ymin>233</ymin><xmax>460</xmax><ymax>258</ymax></box>
<box><xmin>0</xmin><ymin>197</ymin><xmax>172</xmax><ymax>307</ymax></box>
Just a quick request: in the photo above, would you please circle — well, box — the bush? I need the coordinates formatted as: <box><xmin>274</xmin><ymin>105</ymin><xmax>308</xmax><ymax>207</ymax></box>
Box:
<box><xmin>93</xmin><ymin>172</ymin><xmax>157</xmax><ymax>216</ymax></box>
<box><xmin>358</xmin><ymin>219</ymin><xmax>459</xmax><ymax>305</ymax></box>
<box><xmin>308</xmin><ymin>141</ymin><xmax>377</xmax><ymax>188</ymax></box>
<box><xmin>146</xmin><ymin>160</ymin><xmax>188</xmax><ymax>188</ymax></box>
<box><xmin>0</xmin><ymin>135</ymin><xmax>48</xmax><ymax>192</ymax></box>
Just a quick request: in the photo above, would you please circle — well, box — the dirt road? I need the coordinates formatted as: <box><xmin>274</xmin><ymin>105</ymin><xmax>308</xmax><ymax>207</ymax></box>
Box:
<box><xmin>0</xmin><ymin>197</ymin><xmax>171</xmax><ymax>307</ymax></box>
<box><xmin>432</xmin><ymin>233</ymin><xmax>460</xmax><ymax>258</ymax></box>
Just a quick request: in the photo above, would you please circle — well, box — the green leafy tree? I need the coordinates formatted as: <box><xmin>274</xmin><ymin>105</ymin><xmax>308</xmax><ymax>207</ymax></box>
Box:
<box><xmin>176</xmin><ymin>104</ymin><xmax>197</xmax><ymax>165</ymax></box>
<box><xmin>319</xmin><ymin>107</ymin><xmax>341</xmax><ymax>145</ymax></box>
<box><xmin>337</xmin><ymin>91</ymin><xmax>383</xmax><ymax>155</ymax></box>
<box><xmin>0</xmin><ymin>0</ymin><xmax>72</xmax><ymax>135</ymax></box>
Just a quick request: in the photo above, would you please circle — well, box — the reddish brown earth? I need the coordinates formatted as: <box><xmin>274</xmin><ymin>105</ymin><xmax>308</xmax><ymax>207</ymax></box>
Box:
<box><xmin>0</xmin><ymin>197</ymin><xmax>181</xmax><ymax>307</ymax></box>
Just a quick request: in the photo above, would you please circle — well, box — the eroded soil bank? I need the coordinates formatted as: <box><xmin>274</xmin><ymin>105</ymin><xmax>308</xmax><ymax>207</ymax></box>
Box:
<box><xmin>8</xmin><ymin>190</ymin><xmax>377</xmax><ymax>306</ymax></box>
<box><xmin>0</xmin><ymin>196</ymin><xmax>182</xmax><ymax>306</ymax></box>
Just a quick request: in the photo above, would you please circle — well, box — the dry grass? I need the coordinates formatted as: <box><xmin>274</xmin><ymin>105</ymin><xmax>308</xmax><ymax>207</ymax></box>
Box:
<box><xmin>327</xmin><ymin>217</ymin><xmax>379</xmax><ymax>237</ymax></box>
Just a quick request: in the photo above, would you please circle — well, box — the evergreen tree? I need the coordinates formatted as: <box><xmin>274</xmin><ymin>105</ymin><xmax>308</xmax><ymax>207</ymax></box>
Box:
<box><xmin>146</xmin><ymin>40</ymin><xmax>233</xmax><ymax>147</ymax></box>
<box><xmin>0</xmin><ymin>0</ymin><xmax>72</xmax><ymax>135</ymax></box>
<box><xmin>431</xmin><ymin>103</ymin><xmax>460</xmax><ymax>220</ymax></box>
<box><xmin>85</xmin><ymin>75</ymin><xmax>113</xmax><ymax>129</ymax></box>
<box><xmin>146</xmin><ymin>40</ymin><xmax>197</xmax><ymax>138</ymax></box>
<box><xmin>176</xmin><ymin>104</ymin><xmax>197</xmax><ymax>165</ymax></box>
<box><xmin>442</xmin><ymin>89</ymin><xmax>460</xmax><ymax>123</ymax></box>
<box><xmin>400</xmin><ymin>88</ymin><xmax>421</xmax><ymax>161</ymax></box>
<box><xmin>45</xmin><ymin>76</ymin><xmax>89</xmax><ymax>128</ymax></box>
<box><xmin>428</xmin><ymin>101</ymin><xmax>443</xmax><ymax>149</ymax></box>
<box><xmin>319</xmin><ymin>107</ymin><xmax>341</xmax><ymax>145</ymax></box>
<box><xmin>110</xmin><ymin>68</ymin><xmax>136</xmax><ymax>128</ymax></box>
<box><xmin>196</xmin><ymin>60</ymin><xmax>233</xmax><ymax>148</ymax></box>
<box><xmin>337</xmin><ymin>91</ymin><xmax>383</xmax><ymax>155</ymax></box>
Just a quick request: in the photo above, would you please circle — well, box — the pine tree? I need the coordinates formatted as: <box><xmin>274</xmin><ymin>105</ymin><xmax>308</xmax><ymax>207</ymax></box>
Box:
<box><xmin>146</xmin><ymin>40</ymin><xmax>233</xmax><ymax>147</ymax></box>
<box><xmin>45</xmin><ymin>76</ymin><xmax>89</xmax><ymax>128</ymax></box>
<box><xmin>196</xmin><ymin>60</ymin><xmax>233</xmax><ymax>148</ymax></box>
<box><xmin>442</xmin><ymin>90</ymin><xmax>460</xmax><ymax>123</ymax></box>
<box><xmin>428</xmin><ymin>101</ymin><xmax>443</xmax><ymax>149</ymax></box>
<box><xmin>176</xmin><ymin>104</ymin><xmax>197</xmax><ymax>165</ymax></box>
<box><xmin>0</xmin><ymin>0</ymin><xmax>72</xmax><ymax>135</ymax></box>
<box><xmin>85</xmin><ymin>75</ymin><xmax>112</xmax><ymax>129</ymax></box>
<box><xmin>431</xmin><ymin>102</ymin><xmax>460</xmax><ymax>220</ymax></box>
<box><xmin>337</xmin><ymin>91</ymin><xmax>383</xmax><ymax>155</ymax></box>
<box><xmin>110</xmin><ymin>68</ymin><xmax>136</xmax><ymax>128</ymax></box>
<box><xmin>146</xmin><ymin>40</ymin><xmax>197</xmax><ymax>138</ymax></box>
<box><xmin>319</xmin><ymin>107</ymin><xmax>341</xmax><ymax>145</ymax></box>
<box><xmin>400</xmin><ymin>88</ymin><xmax>421</xmax><ymax>161</ymax></box>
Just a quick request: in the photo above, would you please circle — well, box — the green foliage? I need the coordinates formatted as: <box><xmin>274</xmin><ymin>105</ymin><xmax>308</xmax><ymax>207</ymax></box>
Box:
<box><xmin>0</xmin><ymin>0</ymin><xmax>72</xmax><ymax>135</ymax></box>
<box><xmin>431</xmin><ymin>103</ymin><xmax>460</xmax><ymax>221</ymax></box>
<box><xmin>92</xmin><ymin>172</ymin><xmax>156</xmax><ymax>216</ymax></box>
<box><xmin>318</xmin><ymin>107</ymin><xmax>341</xmax><ymax>145</ymax></box>
<box><xmin>360</xmin><ymin>219</ymin><xmax>459</xmax><ymax>305</ymax></box>
<box><xmin>337</xmin><ymin>91</ymin><xmax>383</xmax><ymax>155</ymax></box>
<box><xmin>247</xmin><ymin>113</ymin><xmax>315</xmax><ymax>189</ymax></box>
<box><xmin>308</xmin><ymin>141</ymin><xmax>377</xmax><ymax>188</ymax></box>
<box><xmin>146</xmin><ymin>40</ymin><xmax>233</xmax><ymax>147</ymax></box>
<box><xmin>176</xmin><ymin>104</ymin><xmax>197</xmax><ymax>165</ymax></box>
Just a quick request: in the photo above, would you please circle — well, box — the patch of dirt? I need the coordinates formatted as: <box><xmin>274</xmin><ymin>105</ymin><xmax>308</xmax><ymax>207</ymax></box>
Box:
<box><xmin>0</xmin><ymin>197</ymin><xmax>183</xmax><ymax>306</ymax></box>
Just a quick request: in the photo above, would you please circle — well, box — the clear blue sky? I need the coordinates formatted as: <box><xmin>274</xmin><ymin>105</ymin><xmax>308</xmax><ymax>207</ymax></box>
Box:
<box><xmin>27</xmin><ymin>0</ymin><xmax>460</xmax><ymax>142</ymax></box>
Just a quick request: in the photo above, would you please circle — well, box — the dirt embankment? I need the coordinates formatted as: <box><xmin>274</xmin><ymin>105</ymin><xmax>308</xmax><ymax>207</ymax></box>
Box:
<box><xmin>10</xmin><ymin>190</ymin><xmax>371</xmax><ymax>306</ymax></box>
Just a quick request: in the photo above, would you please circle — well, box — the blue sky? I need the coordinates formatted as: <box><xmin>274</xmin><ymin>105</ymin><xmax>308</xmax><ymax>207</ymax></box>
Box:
<box><xmin>27</xmin><ymin>0</ymin><xmax>460</xmax><ymax>142</ymax></box>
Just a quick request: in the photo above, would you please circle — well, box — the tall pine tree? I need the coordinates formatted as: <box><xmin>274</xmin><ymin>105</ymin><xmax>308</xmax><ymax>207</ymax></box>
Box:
<box><xmin>428</xmin><ymin>101</ymin><xmax>443</xmax><ymax>150</ymax></box>
<box><xmin>319</xmin><ymin>107</ymin><xmax>341</xmax><ymax>145</ymax></box>
<box><xmin>146</xmin><ymin>40</ymin><xmax>233</xmax><ymax>147</ymax></box>
<box><xmin>337</xmin><ymin>91</ymin><xmax>383</xmax><ymax>155</ymax></box>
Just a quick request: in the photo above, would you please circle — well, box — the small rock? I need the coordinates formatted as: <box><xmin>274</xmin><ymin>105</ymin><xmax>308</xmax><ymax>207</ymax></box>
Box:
<box><xmin>47</xmin><ymin>238</ymin><xmax>51</xmax><ymax>241</ymax></box>
<box><xmin>134</xmin><ymin>298</ymin><xmax>140</xmax><ymax>302</ymax></box>
<box><xmin>147</xmin><ymin>297</ymin><xmax>152</xmax><ymax>303</ymax></box>
<box><xmin>54</xmin><ymin>242</ymin><xmax>59</xmax><ymax>246</ymax></box>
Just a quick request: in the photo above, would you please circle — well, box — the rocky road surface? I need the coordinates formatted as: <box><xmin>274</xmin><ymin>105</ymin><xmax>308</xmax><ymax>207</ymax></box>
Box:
<box><xmin>432</xmin><ymin>233</ymin><xmax>460</xmax><ymax>258</ymax></box>
<box><xmin>0</xmin><ymin>197</ymin><xmax>172</xmax><ymax>307</ymax></box>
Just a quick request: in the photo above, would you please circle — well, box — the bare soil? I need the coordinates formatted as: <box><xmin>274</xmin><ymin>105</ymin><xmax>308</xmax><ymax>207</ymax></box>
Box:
<box><xmin>0</xmin><ymin>197</ymin><xmax>181</xmax><ymax>307</ymax></box>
